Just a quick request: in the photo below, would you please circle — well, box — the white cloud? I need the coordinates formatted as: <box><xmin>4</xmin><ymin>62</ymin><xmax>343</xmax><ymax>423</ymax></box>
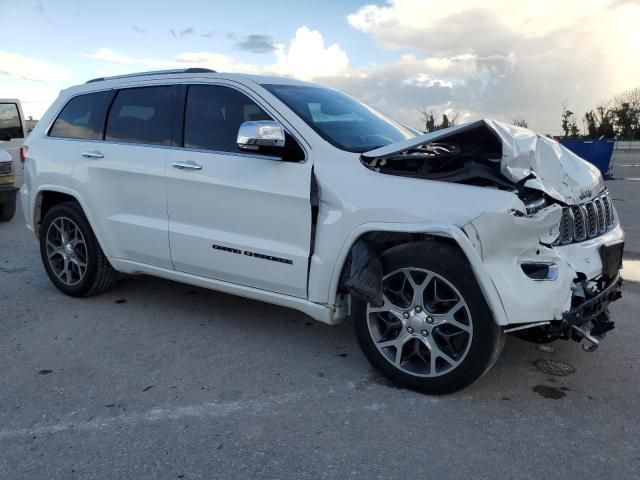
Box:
<box><xmin>344</xmin><ymin>0</ymin><xmax>640</xmax><ymax>131</ymax></box>
<box><xmin>0</xmin><ymin>50</ymin><xmax>70</xmax><ymax>81</ymax></box>
<box><xmin>272</xmin><ymin>26</ymin><xmax>350</xmax><ymax>80</ymax></box>
<box><xmin>82</xmin><ymin>27</ymin><xmax>349</xmax><ymax>81</ymax></box>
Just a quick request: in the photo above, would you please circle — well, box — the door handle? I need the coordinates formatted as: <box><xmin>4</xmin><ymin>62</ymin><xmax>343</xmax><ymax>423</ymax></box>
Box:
<box><xmin>172</xmin><ymin>161</ymin><xmax>202</xmax><ymax>170</ymax></box>
<box><xmin>81</xmin><ymin>150</ymin><xmax>104</xmax><ymax>159</ymax></box>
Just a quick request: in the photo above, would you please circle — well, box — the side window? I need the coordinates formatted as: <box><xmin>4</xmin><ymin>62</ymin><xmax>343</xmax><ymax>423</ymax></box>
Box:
<box><xmin>0</xmin><ymin>103</ymin><xmax>24</xmax><ymax>140</ymax></box>
<box><xmin>105</xmin><ymin>86</ymin><xmax>175</xmax><ymax>146</ymax></box>
<box><xmin>49</xmin><ymin>91</ymin><xmax>113</xmax><ymax>140</ymax></box>
<box><xmin>184</xmin><ymin>85</ymin><xmax>273</xmax><ymax>152</ymax></box>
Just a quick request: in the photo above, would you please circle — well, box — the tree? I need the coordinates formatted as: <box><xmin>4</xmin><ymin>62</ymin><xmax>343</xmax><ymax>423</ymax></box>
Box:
<box><xmin>513</xmin><ymin>117</ymin><xmax>528</xmax><ymax>128</ymax></box>
<box><xmin>561</xmin><ymin>103</ymin><xmax>579</xmax><ymax>138</ymax></box>
<box><xmin>417</xmin><ymin>107</ymin><xmax>459</xmax><ymax>132</ymax></box>
<box><xmin>610</xmin><ymin>88</ymin><xmax>640</xmax><ymax>140</ymax></box>
<box><xmin>580</xmin><ymin>87</ymin><xmax>639</xmax><ymax>140</ymax></box>
<box><xmin>583</xmin><ymin>103</ymin><xmax>615</xmax><ymax>139</ymax></box>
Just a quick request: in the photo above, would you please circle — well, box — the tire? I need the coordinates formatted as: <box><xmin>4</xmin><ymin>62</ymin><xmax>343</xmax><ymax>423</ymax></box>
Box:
<box><xmin>40</xmin><ymin>201</ymin><xmax>118</xmax><ymax>297</ymax></box>
<box><xmin>352</xmin><ymin>240</ymin><xmax>505</xmax><ymax>394</ymax></box>
<box><xmin>0</xmin><ymin>198</ymin><xmax>16</xmax><ymax>222</ymax></box>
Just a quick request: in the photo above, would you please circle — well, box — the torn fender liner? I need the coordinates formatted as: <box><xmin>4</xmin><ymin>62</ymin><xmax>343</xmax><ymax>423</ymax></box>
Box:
<box><xmin>343</xmin><ymin>239</ymin><xmax>384</xmax><ymax>307</ymax></box>
<box><xmin>362</xmin><ymin>119</ymin><xmax>604</xmax><ymax>205</ymax></box>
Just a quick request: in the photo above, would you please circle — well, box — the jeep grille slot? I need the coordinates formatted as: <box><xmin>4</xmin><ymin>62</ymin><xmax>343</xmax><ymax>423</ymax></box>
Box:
<box><xmin>554</xmin><ymin>190</ymin><xmax>615</xmax><ymax>245</ymax></box>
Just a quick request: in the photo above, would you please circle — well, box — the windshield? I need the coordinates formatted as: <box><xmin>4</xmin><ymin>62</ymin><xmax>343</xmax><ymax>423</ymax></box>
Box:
<box><xmin>263</xmin><ymin>84</ymin><xmax>415</xmax><ymax>153</ymax></box>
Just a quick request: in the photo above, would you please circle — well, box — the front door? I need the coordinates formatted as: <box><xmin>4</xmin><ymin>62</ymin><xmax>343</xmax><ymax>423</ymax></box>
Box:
<box><xmin>166</xmin><ymin>84</ymin><xmax>312</xmax><ymax>298</ymax></box>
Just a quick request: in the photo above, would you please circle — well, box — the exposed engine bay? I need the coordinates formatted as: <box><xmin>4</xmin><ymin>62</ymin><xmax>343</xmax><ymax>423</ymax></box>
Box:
<box><xmin>362</xmin><ymin>122</ymin><xmax>514</xmax><ymax>189</ymax></box>
<box><xmin>361</xmin><ymin>119</ymin><xmax>605</xmax><ymax>209</ymax></box>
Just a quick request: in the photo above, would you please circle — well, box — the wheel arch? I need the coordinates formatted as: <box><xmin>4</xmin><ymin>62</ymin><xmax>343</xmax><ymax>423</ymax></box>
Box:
<box><xmin>327</xmin><ymin>222</ymin><xmax>509</xmax><ymax>326</ymax></box>
<box><xmin>33</xmin><ymin>186</ymin><xmax>110</xmax><ymax>258</ymax></box>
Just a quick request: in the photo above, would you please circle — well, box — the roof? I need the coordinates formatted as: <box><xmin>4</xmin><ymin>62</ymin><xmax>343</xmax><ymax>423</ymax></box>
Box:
<box><xmin>78</xmin><ymin>69</ymin><xmax>314</xmax><ymax>89</ymax></box>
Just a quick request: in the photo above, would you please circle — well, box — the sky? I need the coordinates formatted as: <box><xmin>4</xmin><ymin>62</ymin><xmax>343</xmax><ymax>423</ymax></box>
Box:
<box><xmin>1</xmin><ymin>0</ymin><xmax>639</xmax><ymax>133</ymax></box>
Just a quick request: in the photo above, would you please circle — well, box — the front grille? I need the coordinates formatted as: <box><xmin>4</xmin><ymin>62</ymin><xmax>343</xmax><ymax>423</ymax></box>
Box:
<box><xmin>554</xmin><ymin>190</ymin><xmax>616</xmax><ymax>245</ymax></box>
<box><xmin>0</xmin><ymin>162</ymin><xmax>12</xmax><ymax>175</ymax></box>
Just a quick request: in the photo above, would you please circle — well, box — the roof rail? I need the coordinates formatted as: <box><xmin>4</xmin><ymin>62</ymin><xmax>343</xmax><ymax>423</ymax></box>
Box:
<box><xmin>86</xmin><ymin>68</ymin><xmax>216</xmax><ymax>84</ymax></box>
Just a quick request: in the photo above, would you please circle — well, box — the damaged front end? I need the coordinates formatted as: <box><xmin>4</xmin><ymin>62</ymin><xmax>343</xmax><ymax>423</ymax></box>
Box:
<box><xmin>356</xmin><ymin>119</ymin><xmax>624</xmax><ymax>351</ymax></box>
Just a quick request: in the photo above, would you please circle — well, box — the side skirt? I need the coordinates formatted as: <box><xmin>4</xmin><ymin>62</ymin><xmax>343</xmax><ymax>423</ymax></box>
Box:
<box><xmin>110</xmin><ymin>258</ymin><xmax>341</xmax><ymax>325</ymax></box>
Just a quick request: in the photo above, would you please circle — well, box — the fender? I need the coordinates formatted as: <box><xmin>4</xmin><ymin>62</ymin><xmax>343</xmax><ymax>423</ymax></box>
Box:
<box><xmin>315</xmin><ymin>221</ymin><xmax>510</xmax><ymax>326</ymax></box>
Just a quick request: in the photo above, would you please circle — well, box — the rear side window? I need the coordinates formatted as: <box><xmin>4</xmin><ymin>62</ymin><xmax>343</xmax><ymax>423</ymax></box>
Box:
<box><xmin>105</xmin><ymin>86</ymin><xmax>176</xmax><ymax>146</ymax></box>
<box><xmin>49</xmin><ymin>91</ymin><xmax>113</xmax><ymax>140</ymax></box>
<box><xmin>0</xmin><ymin>102</ymin><xmax>24</xmax><ymax>140</ymax></box>
<box><xmin>184</xmin><ymin>85</ymin><xmax>272</xmax><ymax>152</ymax></box>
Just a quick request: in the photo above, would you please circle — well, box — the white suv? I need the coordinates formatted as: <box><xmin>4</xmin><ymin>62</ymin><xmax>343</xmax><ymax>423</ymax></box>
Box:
<box><xmin>20</xmin><ymin>69</ymin><xmax>624</xmax><ymax>393</ymax></box>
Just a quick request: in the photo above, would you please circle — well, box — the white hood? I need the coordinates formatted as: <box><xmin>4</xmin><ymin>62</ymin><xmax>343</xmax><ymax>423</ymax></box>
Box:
<box><xmin>363</xmin><ymin>119</ymin><xmax>604</xmax><ymax>205</ymax></box>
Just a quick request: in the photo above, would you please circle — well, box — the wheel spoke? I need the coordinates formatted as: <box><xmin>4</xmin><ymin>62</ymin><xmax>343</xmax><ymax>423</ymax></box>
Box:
<box><xmin>403</xmin><ymin>269</ymin><xmax>431</xmax><ymax>306</ymax></box>
<box><xmin>52</xmin><ymin>221</ymin><xmax>67</xmax><ymax>243</ymax></box>
<box><xmin>369</xmin><ymin>295</ymin><xmax>406</xmax><ymax>320</ymax></box>
<box><xmin>423</xmin><ymin>335</ymin><xmax>459</xmax><ymax>369</ymax></box>
<box><xmin>48</xmin><ymin>249</ymin><xmax>64</xmax><ymax>259</ymax></box>
<box><xmin>437</xmin><ymin>301</ymin><xmax>471</xmax><ymax>332</ymax></box>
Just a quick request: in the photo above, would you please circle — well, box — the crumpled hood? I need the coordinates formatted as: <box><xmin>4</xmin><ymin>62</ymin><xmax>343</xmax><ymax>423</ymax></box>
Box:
<box><xmin>363</xmin><ymin>119</ymin><xmax>604</xmax><ymax>205</ymax></box>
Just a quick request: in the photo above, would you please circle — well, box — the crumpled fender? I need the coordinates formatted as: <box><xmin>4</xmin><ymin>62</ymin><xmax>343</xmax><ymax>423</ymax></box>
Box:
<box><xmin>462</xmin><ymin>205</ymin><xmax>576</xmax><ymax>324</ymax></box>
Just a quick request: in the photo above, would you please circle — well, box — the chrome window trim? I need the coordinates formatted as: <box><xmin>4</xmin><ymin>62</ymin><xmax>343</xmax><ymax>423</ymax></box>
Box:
<box><xmin>42</xmin><ymin>136</ymin><xmax>285</xmax><ymax>162</ymax></box>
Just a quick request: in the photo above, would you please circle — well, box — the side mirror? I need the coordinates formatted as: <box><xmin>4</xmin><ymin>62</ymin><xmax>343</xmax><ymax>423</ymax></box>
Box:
<box><xmin>237</xmin><ymin>121</ymin><xmax>285</xmax><ymax>152</ymax></box>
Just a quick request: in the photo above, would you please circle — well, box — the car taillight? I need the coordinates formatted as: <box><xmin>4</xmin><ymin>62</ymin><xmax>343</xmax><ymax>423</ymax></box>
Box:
<box><xmin>20</xmin><ymin>145</ymin><xmax>28</xmax><ymax>165</ymax></box>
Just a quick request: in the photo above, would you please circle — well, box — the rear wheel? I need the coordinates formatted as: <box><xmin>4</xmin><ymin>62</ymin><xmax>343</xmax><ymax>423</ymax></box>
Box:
<box><xmin>40</xmin><ymin>201</ymin><xmax>118</xmax><ymax>297</ymax></box>
<box><xmin>352</xmin><ymin>240</ymin><xmax>504</xmax><ymax>394</ymax></box>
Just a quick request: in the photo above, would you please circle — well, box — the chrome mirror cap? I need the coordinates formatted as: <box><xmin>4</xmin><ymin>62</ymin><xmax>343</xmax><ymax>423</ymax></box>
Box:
<box><xmin>237</xmin><ymin>121</ymin><xmax>285</xmax><ymax>151</ymax></box>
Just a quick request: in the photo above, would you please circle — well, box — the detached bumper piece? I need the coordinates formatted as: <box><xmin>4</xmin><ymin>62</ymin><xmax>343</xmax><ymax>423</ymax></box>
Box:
<box><xmin>564</xmin><ymin>273</ymin><xmax>623</xmax><ymax>351</ymax></box>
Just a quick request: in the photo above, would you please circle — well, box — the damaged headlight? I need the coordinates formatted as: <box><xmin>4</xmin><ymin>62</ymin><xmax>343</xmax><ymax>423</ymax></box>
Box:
<box><xmin>518</xmin><ymin>188</ymin><xmax>549</xmax><ymax>215</ymax></box>
<box><xmin>524</xmin><ymin>197</ymin><xmax>548</xmax><ymax>215</ymax></box>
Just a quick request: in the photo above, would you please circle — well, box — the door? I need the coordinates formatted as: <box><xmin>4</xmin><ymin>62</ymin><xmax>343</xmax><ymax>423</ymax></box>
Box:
<box><xmin>0</xmin><ymin>101</ymin><xmax>26</xmax><ymax>186</ymax></box>
<box><xmin>166</xmin><ymin>84</ymin><xmax>312</xmax><ymax>298</ymax></box>
<box><xmin>55</xmin><ymin>86</ymin><xmax>175</xmax><ymax>268</ymax></box>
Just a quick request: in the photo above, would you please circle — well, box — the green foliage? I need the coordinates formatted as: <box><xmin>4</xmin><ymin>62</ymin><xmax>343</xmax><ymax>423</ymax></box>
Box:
<box><xmin>575</xmin><ymin>87</ymin><xmax>640</xmax><ymax>140</ymax></box>
<box><xmin>561</xmin><ymin>103</ymin><xmax>580</xmax><ymax>138</ymax></box>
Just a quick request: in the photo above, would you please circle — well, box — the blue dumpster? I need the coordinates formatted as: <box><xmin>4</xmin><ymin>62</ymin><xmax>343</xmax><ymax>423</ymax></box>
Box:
<box><xmin>560</xmin><ymin>139</ymin><xmax>615</xmax><ymax>178</ymax></box>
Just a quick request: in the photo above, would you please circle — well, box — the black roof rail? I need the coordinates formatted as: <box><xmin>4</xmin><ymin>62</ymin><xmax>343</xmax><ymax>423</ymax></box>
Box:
<box><xmin>86</xmin><ymin>68</ymin><xmax>216</xmax><ymax>84</ymax></box>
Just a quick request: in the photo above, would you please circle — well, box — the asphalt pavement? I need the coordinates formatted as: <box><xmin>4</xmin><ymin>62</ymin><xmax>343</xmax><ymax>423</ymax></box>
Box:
<box><xmin>0</xmin><ymin>152</ymin><xmax>638</xmax><ymax>479</ymax></box>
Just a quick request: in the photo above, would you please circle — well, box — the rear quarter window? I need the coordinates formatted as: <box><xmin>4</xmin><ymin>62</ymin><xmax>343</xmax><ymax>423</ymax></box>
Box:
<box><xmin>49</xmin><ymin>91</ymin><xmax>114</xmax><ymax>140</ymax></box>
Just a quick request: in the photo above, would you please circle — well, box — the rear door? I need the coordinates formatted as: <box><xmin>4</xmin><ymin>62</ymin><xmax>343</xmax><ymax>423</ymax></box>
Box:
<box><xmin>58</xmin><ymin>86</ymin><xmax>175</xmax><ymax>268</ymax></box>
<box><xmin>166</xmin><ymin>83</ymin><xmax>312</xmax><ymax>298</ymax></box>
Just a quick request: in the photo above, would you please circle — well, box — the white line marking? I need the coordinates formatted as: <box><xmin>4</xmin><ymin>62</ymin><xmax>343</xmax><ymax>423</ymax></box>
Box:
<box><xmin>0</xmin><ymin>392</ymin><xmax>304</xmax><ymax>441</ymax></box>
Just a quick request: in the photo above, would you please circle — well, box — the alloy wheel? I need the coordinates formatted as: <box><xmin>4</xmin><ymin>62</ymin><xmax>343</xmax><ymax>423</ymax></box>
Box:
<box><xmin>45</xmin><ymin>217</ymin><xmax>88</xmax><ymax>286</ymax></box>
<box><xmin>366</xmin><ymin>267</ymin><xmax>473</xmax><ymax>377</ymax></box>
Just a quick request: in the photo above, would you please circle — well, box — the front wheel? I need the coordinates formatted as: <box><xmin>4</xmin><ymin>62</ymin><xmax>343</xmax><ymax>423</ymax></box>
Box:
<box><xmin>352</xmin><ymin>240</ymin><xmax>505</xmax><ymax>394</ymax></box>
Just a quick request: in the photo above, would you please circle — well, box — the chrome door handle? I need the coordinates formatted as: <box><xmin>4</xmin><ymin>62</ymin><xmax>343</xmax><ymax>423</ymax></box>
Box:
<box><xmin>172</xmin><ymin>161</ymin><xmax>202</xmax><ymax>170</ymax></box>
<box><xmin>81</xmin><ymin>151</ymin><xmax>104</xmax><ymax>159</ymax></box>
